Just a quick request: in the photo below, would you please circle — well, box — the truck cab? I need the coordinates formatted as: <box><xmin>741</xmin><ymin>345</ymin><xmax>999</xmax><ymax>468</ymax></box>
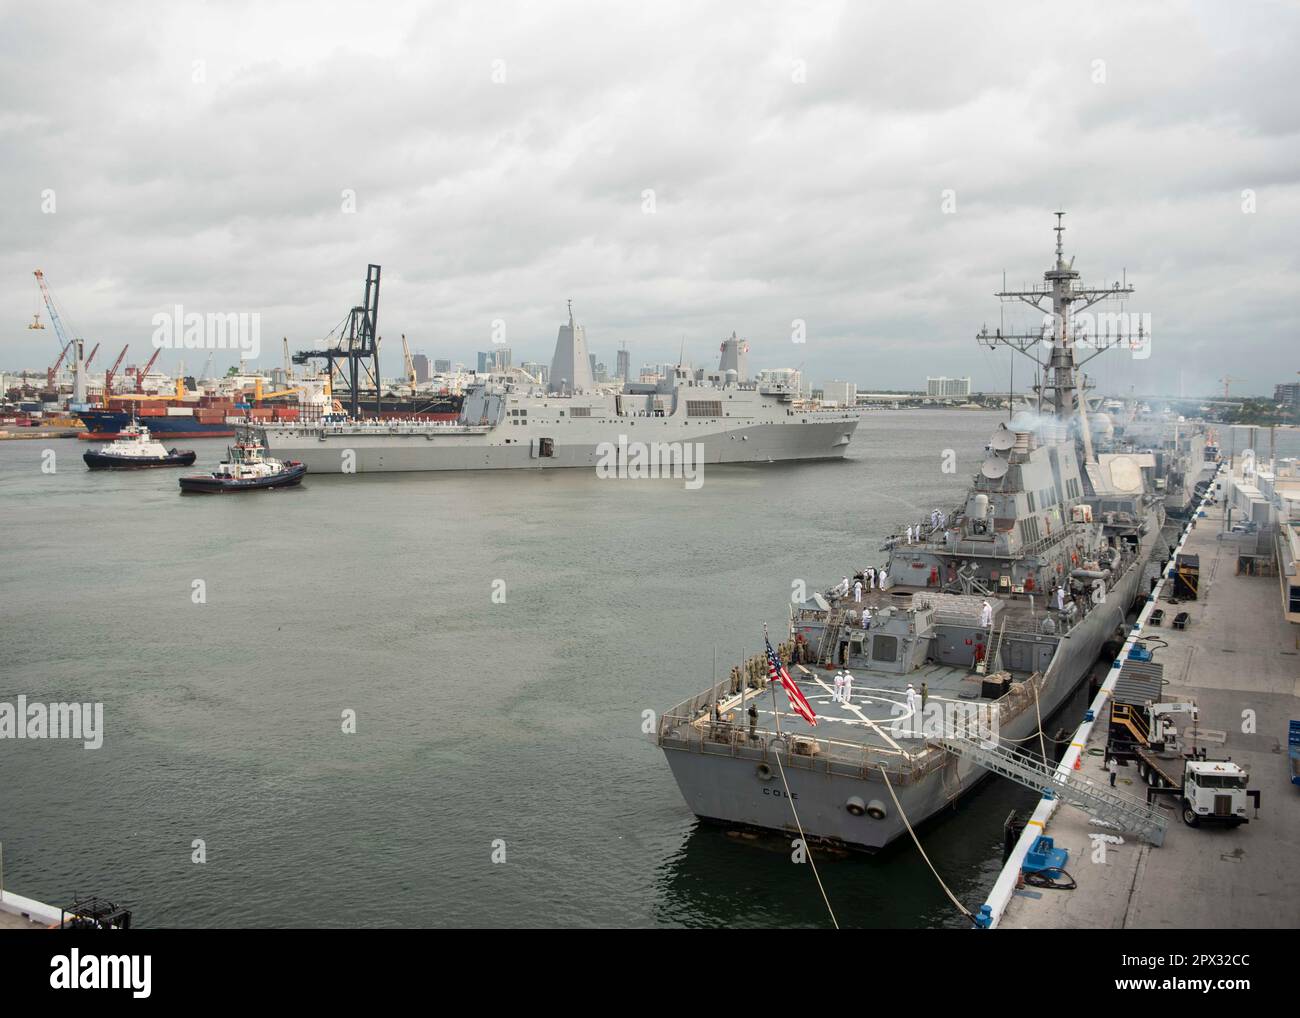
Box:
<box><xmin>1181</xmin><ymin>760</ymin><xmax>1251</xmax><ymax>827</ymax></box>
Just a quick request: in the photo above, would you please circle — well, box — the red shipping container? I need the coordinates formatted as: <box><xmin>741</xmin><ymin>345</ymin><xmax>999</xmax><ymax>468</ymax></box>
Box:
<box><xmin>138</xmin><ymin>406</ymin><xmax>166</xmax><ymax>416</ymax></box>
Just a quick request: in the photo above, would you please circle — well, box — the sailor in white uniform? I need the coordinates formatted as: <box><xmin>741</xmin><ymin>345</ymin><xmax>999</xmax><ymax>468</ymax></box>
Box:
<box><xmin>833</xmin><ymin>671</ymin><xmax>845</xmax><ymax>703</ymax></box>
<box><xmin>842</xmin><ymin>671</ymin><xmax>854</xmax><ymax>706</ymax></box>
<box><xmin>853</xmin><ymin>578</ymin><xmax>863</xmax><ymax>602</ymax></box>
<box><xmin>980</xmin><ymin>599</ymin><xmax>993</xmax><ymax>629</ymax></box>
<box><xmin>906</xmin><ymin>525</ymin><xmax>914</xmax><ymax>545</ymax></box>
<box><xmin>878</xmin><ymin>567</ymin><xmax>888</xmax><ymax>590</ymax></box>
<box><xmin>905</xmin><ymin>682</ymin><xmax>919</xmax><ymax>737</ymax></box>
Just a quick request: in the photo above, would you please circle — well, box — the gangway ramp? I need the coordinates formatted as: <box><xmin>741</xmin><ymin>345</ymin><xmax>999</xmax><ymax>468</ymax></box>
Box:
<box><xmin>931</xmin><ymin>733</ymin><xmax>1170</xmax><ymax>846</ymax></box>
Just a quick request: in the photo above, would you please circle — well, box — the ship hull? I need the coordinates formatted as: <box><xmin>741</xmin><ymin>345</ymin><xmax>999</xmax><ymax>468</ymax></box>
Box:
<box><xmin>178</xmin><ymin>463</ymin><xmax>307</xmax><ymax>493</ymax></box>
<box><xmin>661</xmin><ymin>541</ymin><xmax>1152</xmax><ymax>851</ymax></box>
<box><xmin>77</xmin><ymin>410</ymin><xmax>235</xmax><ymax>440</ymax></box>
<box><xmin>84</xmin><ymin>449</ymin><xmax>197</xmax><ymax>470</ymax></box>
<box><xmin>257</xmin><ymin>418</ymin><xmax>858</xmax><ymax>474</ymax></box>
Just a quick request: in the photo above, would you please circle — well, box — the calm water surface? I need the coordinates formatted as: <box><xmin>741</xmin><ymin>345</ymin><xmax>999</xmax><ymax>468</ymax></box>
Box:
<box><xmin>1</xmin><ymin>410</ymin><xmax>1081</xmax><ymax>927</ymax></box>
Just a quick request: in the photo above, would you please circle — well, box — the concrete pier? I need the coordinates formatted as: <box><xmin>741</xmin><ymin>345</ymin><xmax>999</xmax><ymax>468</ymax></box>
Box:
<box><xmin>992</xmin><ymin>494</ymin><xmax>1300</xmax><ymax>929</ymax></box>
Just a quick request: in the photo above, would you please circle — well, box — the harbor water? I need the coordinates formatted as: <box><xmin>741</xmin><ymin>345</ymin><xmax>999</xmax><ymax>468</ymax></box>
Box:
<box><xmin>1</xmin><ymin>409</ymin><xmax>1119</xmax><ymax>927</ymax></box>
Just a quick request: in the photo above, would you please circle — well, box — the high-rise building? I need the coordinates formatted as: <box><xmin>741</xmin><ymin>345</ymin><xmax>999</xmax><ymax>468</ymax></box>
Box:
<box><xmin>477</xmin><ymin>348</ymin><xmax>512</xmax><ymax>373</ymax></box>
<box><xmin>1274</xmin><ymin>382</ymin><xmax>1300</xmax><ymax>409</ymax></box>
<box><xmin>434</xmin><ymin>359</ymin><xmax>451</xmax><ymax>374</ymax></box>
<box><xmin>927</xmin><ymin>376</ymin><xmax>972</xmax><ymax>398</ymax></box>
<box><xmin>594</xmin><ymin>361</ymin><xmax>608</xmax><ymax>383</ymax></box>
<box><xmin>412</xmin><ymin>354</ymin><xmax>430</xmax><ymax>383</ymax></box>
<box><xmin>822</xmin><ymin>380</ymin><xmax>856</xmax><ymax>407</ymax></box>
<box><xmin>615</xmin><ymin>347</ymin><xmax>631</xmax><ymax>384</ymax></box>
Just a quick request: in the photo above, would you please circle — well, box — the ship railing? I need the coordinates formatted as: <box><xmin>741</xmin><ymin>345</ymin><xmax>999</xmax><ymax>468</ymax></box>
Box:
<box><xmin>656</xmin><ymin>710</ymin><xmax>944</xmax><ymax>783</ymax></box>
<box><xmin>930</xmin><ymin>609</ymin><xmax>1068</xmax><ymax>637</ymax></box>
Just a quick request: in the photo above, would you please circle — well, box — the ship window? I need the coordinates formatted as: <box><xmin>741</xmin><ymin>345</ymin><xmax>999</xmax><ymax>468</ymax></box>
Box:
<box><xmin>570</xmin><ymin>407</ymin><xmax>591</xmax><ymax>418</ymax></box>
<box><xmin>871</xmin><ymin>635</ymin><xmax>898</xmax><ymax>663</ymax></box>
<box><xmin>687</xmin><ymin>400</ymin><xmax>722</xmax><ymax>417</ymax></box>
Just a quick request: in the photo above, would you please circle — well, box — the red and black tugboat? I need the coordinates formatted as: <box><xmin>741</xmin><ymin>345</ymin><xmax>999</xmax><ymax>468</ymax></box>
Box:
<box><xmin>179</xmin><ymin>440</ymin><xmax>306</xmax><ymax>493</ymax></box>
<box><xmin>82</xmin><ymin>423</ymin><xmax>197</xmax><ymax>470</ymax></box>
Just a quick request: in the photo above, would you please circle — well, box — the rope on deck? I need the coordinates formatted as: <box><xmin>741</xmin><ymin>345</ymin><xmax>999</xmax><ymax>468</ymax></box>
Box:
<box><xmin>878</xmin><ymin>764</ymin><xmax>976</xmax><ymax>925</ymax></box>
<box><xmin>772</xmin><ymin>749</ymin><xmax>840</xmax><ymax>930</ymax></box>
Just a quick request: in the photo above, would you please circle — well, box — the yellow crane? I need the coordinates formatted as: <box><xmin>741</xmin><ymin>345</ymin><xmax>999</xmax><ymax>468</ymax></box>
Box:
<box><xmin>400</xmin><ymin>334</ymin><xmax>416</xmax><ymax>389</ymax></box>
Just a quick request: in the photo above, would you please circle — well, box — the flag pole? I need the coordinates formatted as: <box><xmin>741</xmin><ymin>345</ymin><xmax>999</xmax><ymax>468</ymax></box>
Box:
<box><xmin>764</xmin><ymin>624</ymin><xmax>782</xmax><ymax>738</ymax></box>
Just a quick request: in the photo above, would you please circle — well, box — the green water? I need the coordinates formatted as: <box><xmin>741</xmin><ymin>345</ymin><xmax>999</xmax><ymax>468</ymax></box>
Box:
<box><xmin>0</xmin><ymin>409</ymin><xmax>1059</xmax><ymax>927</ymax></box>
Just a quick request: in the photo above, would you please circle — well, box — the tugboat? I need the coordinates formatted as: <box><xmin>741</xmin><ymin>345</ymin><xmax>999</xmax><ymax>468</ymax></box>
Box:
<box><xmin>82</xmin><ymin>422</ymin><xmax>197</xmax><ymax>470</ymax></box>
<box><xmin>178</xmin><ymin>440</ymin><xmax>306</xmax><ymax>493</ymax></box>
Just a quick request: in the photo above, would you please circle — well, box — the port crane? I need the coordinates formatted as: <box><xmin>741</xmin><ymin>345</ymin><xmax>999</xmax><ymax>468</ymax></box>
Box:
<box><xmin>401</xmin><ymin>333</ymin><xmax>417</xmax><ymax>389</ymax></box>
<box><xmin>292</xmin><ymin>264</ymin><xmax>382</xmax><ymax>416</ymax></box>
<box><xmin>84</xmin><ymin>343</ymin><xmax>100</xmax><ymax>370</ymax></box>
<box><xmin>33</xmin><ymin>270</ymin><xmax>79</xmax><ymax>365</ymax></box>
<box><xmin>46</xmin><ymin>341</ymin><xmax>73</xmax><ymax>389</ymax></box>
<box><xmin>103</xmin><ymin>345</ymin><xmax>129</xmax><ymax>402</ymax></box>
<box><xmin>135</xmin><ymin>348</ymin><xmax>162</xmax><ymax>393</ymax></box>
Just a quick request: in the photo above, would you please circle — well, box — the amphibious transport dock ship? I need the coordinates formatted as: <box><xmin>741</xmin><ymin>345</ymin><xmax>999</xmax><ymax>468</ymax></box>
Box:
<box><xmin>252</xmin><ymin>314</ymin><xmax>860</xmax><ymax>473</ymax></box>
<box><xmin>659</xmin><ymin>215</ymin><xmax>1170</xmax><ymax>851</ymax></box>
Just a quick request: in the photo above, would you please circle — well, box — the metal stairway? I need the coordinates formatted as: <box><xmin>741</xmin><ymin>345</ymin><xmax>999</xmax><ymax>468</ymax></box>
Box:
<box><xmin>931</xmin><ymin>734</ymin><xmax>1169</xmax><ymax>846</ymax></box>
<box><xmin>976</xmin><ymin>618</ymin><xmax>1007</xmax><ymax>676</ymax></box>
<box><xmin>816</xmin><ymin>607</ymin><xmax>851</xmax><ymax>666</ymax></box>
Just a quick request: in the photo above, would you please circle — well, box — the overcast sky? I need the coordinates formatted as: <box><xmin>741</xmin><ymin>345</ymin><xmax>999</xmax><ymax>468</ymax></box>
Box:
<box><xmin>3</xmin><ymin>0</ymin><xmax>1297</xmax><ymax>396</ymax></box>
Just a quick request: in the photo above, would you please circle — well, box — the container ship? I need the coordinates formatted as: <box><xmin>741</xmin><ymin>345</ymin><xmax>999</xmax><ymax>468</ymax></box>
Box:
<box><xmin>77</xmin><ymin>388</ymin><xmax>464</xmax><ymax>440</ymax></box>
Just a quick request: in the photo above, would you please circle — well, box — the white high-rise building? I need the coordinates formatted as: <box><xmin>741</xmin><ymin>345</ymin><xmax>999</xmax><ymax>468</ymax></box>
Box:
<box><xmin>927</xmin><ymin>376</ymin><xmax>972</xmax><ymax>398</ymax></box>
<box><xmin>823</xmin><ymin>380</ymin><xmax>856</xmax><ymax>407</ymax></box>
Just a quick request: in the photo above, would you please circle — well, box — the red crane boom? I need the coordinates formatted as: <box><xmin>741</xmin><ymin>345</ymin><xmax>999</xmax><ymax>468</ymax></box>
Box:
<box><xmin>103</xmin><ymin>345</ymin><xmax>129</xmax><ymax>404</ymax></box>
<box><xmin>136</xmin><ymin>348</ymin><xmax>162</xmax><ymax>393</ymax></box>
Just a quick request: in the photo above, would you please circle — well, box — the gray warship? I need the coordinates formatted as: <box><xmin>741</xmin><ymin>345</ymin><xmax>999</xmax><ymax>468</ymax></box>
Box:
<box><xmin>658</xmin><ymin>215</ymin><xmax>1170</xmax><ymax>851</ymax></box>
<box><xmin>253</xmin><ymin>315</ymin><xmax>860</xmax><ymax>473</ymax></box>
<box><xmin>1092</xmin><ymin>401</ymin><xmax>1218</xmax><ymax>519</ymax></box>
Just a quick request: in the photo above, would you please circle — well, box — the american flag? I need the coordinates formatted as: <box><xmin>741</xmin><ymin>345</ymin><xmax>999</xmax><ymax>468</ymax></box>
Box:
<box><xmin>765</xmin><ymin>632</ymin><xmax>817</xmax><ymax>727</ymax></box>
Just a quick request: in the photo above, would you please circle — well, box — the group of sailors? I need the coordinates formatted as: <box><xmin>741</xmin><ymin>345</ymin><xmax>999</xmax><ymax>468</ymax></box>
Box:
<box><xmin>831</xmin><ymin>670</ymin><xmax>855</xmax><ymax>705</ymax></box>
<box><xmin>903</xmin><ymin>508</ymin><xmax>950</xmax><ymax>546</ymax></box>
<box><xmin>834</xmin><ymin>566</ymin><xmax>889</xmax><ymax>604</ymax></box>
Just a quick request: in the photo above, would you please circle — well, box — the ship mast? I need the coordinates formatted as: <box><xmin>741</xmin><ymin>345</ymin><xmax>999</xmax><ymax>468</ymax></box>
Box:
<box><xmin>977</xmin><ymin>213</ymin><xmax>1139</xmax><ymax>461</ymax></box>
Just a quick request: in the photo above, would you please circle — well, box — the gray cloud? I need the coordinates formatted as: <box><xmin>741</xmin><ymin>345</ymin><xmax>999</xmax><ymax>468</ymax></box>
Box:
<box><xmin>3</xmin><ymin>0</ymin><xmax>1297</xmax><ymax>396</ymax></box>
